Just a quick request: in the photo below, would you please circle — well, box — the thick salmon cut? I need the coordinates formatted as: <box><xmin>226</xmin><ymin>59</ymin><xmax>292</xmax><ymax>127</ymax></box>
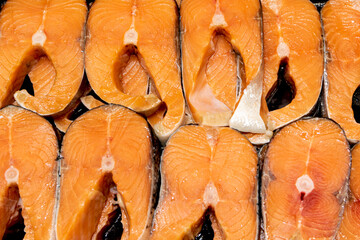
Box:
<box><xmin>262</xmin><ymin>118</ymin><xmax>350</xmax><ymax>239</ymax></box>
<box><xmin>322</xmin><ymin>0</ymin><xmax>360</xmax><ymax>143</ymax></box>
<box><xmin>57</xmin><ymin>105</ymin><xmax>157</xmax><ymax>240</ymax></box>
<box><xmin>262</xmin><ymin>0</ymin><xmax>323</xmax><ymax>131</ymax></box>
<box><xmin>0</xmin><ymin>106</ymin><xmax>58</xmax><ymax>239</ymax></box>
<box><xmin>85</xmin><ymin>0</ymin><xmax>185</xmax><ymax>143</ymax></box>
<box><xmin>0</xmin><ymin>0</ymin><xmax>87</xmax><ymax>116</ymax></box>
<box><xmin>151</xmin><ymin>125</ymin><xmax>258</xmax><ymax>239</ymax></box>
<box><xmin>181</xmin><ymin>0</ymin><xmax>265</xmax><ymax>133</ymax></box>
<box><xmin>337</xmin><ymin>143</ymin><xmax>360</xmax><ymax>239</ymax></box>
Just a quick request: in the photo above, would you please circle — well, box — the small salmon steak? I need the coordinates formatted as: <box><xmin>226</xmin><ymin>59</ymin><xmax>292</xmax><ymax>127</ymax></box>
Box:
<box><xmin>262</xmin><ymin>0</ymin><xmax>323</xmax><ymax>131</ymax></box>
<box><xmin>181</xmin><ymin>0</ymin><xmax>265</xmax><ymax>133</ymax></box>
<box><xmin>337</xmin><ymin>143</ymin><xmax>360</xmax><ymax>239</ymax></box>
<box><xmin>262</xmin><ymin>118</ymin><xmax>350</xmax><ymax>239</ymax></box>
<box><xmin>0</xmin><ymin>0</ymin><xmax>87</xmax><ymax>116</ymax></box>
<box><xmin>0</xmin><ymin>106</ymin><xmax>58</xmax><ymax>239</ymax></box>
<box><xmin>322</xmin><ymin>0</ymin><xmax>360</xmax><ymax>143</ymax></box>
<box><xmin>151</xmin><ymin>126</ymin><xmax>258</xmax><ymax>239</ymax></box>
<box><xmin>57</xmin><ymin>105</ymin><xmax>157</xmax><ymax>240</ymax></box>
<box><xmin>85</xmin><ymin>0</ymin><xmax>185</xmax><ymax>143</ymax></box>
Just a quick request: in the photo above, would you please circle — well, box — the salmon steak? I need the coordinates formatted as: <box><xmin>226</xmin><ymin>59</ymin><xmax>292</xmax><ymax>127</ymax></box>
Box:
<box><xmin>151</xmin><ymin>125</ymin><xmax>258</xmax><ymax>239</ymax></box>
<box><xmin>337</xmin><ymin>143</ymin><xmax>360</xmax><ymax>239</ymax></box>
<box><xmin>262</xmin><ymin>118</ymin><xmax>350</xmax><ymax>239</ymax></box>
<box><xmin>57</xmin><ymin>105</ymin><xmax>157</xmax><ymax>240</ymax></box>
<box><xmin>0</xmin><ymin>0</ymin><xmax>87</xmax><ymax>116</ymax></box>
<box><xmin>322</xmin><ymin>0</ymin><xmax>360</xmax><ymax>143</ymax></box>
<box><xmin>0</xmin><ymin>106</ymin><xmax>58</xmax><ymax>239</ymax></box>
<box><xmin>181</xmin><ymin>0</ymin><xmax>266</xmax><ymax>133</ymax></box>
<box><xmin>85</xmin><ymin>0</ymin><xmax>185</xmax><ymax>143</ymax></box>
<box><xmin>262</xmin><ymin>0</ymin><xmax>323</xmax><ymax>130</ymax></box>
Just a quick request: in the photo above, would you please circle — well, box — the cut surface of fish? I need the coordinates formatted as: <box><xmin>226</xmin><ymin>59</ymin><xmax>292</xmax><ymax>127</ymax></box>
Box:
<box><xmin>57</xmin><ymin>105</ymin><xmax>156</xmax><ymax>240</ymax></box>
<box><xmin>262</xmin><ymin>0</ymin><xmax>323</xmax><ymax>131</ymax></box>
<box><xmin>337</xmin><ymin>143</ymin><xmax>360</xmax><ymax>239</ymax></box>
<box><xmin>262</xmin><ymin>118</ymin><xmax>350</xmax><ymax>239</ymax></box>
<box><xmin>85</xmin><ymin>0</ymin><xmax>185</xmax><ymax>143</ymax></box>
<box><xmin>181</xmin><ymin>0</ymin><xmax>266</xmax><ymax>133</ymax></box>
<box><xmin>322</xmin><ymin>0</ymin><xmax>360</xmax><ymax>143</ymax></box>
<box><xmin>0</xmin><ymin>0</ymin><xmax>87</xmax><ymax>115</ymax></box>
<box><xmin>151</xmin><ymin>125</ymin><xmax>258</xmax><ymax>239</ymax></box>
<box><xmin>0</xmin><ymin>106</ymin><xmax>58</xmax><ymax>239</ymax></box>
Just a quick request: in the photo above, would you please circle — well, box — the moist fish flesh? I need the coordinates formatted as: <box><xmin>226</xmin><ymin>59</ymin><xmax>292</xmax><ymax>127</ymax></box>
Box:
<box><xmin>85</xmin><ymin>0</ymin><xmax>185</xmax><ymax>143</ymax></box>
<box><xmin>0</xmin><ymin>0</ymin><xmax>87</xmax><ymax>115</ymax></box>
<box><xmin>0</xmin><ymin>105</ymin><xmax>58</xmax><ymax>239</ymax></box>
<box><xmin>57</xmin><ymin>105</ymin><xmax>157</xmax><ymax>240</ymax></box>
<box><xmin>262</xmin><ymin>118</ymin><xmax>350</xmax><ymax>239</ymax></box>
<box><xmin>151</xmin><ymin>125</ymin><xmax>258</xmax><ymax>239</ymax></box>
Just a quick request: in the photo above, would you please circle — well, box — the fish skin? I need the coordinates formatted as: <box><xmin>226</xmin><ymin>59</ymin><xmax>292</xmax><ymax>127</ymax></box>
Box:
<box><xmin>337</xmin><ymin>143</ymin><xmax>360</xmax><ymax>239</ymax></box>
<box><xmin>57</xmin><ymin>105</ymin><xmax>156</xmax><ymax>240</ymax></box>
<box><xmin>0</xmin><ymin>105</ymin><xmax>58</xmax><ymax>240</ymax></box>
<box><xmin>151</xmin><ymin>126</ymin><xmax>258</xmax><ymax>239</ymax></box>
<box><xmin>0</xmin><ymin>0</ymin><xmax>87</xmax><ymax>116</ymax></box>
<box><xmin>322</xmin><ymin>0</ymin><xmax>360</xmax><ymax>143</ymax></box>
<box><xmin>262</xmin><ymin>118</ymin><xmax>350</xmax><ymax>239</ymax></box>
<box><xmin>85</xmin><ymin>0</ymin><xmax>185</xmax><ymax>144</ymax></box>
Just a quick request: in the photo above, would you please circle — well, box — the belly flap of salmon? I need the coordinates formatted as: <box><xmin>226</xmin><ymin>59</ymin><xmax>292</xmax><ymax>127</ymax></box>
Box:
<box><xmin>57</xmin><ymin>105</ymin><xmax>157</xmax><ymax>240</ymax></box>
<box><xmin>262</xmin><ymin>118</ymin><xmax>350</xmax><ymax>239</ymax></box>
<box><xmin>322</xmin><ymin>0</ymin><xmax>360</xmax><ymax>143</ymax></box>
<box><xmin>151</xmin><ymin>125</ymin><xmax>258</xmax><ymax>239</ymax></box>
<box><xmin>0</xmin><ymin>106</ymin><xmax>58</xmax><ymax>240</ymax></box>
<box><xmin>0</xmin><ymin>0</ymin><xmax>87</xmax><ymax>116</ymax></box>
<box><xmin>85</xmin><ymin>0</ymin><xmax>185</xmax><ymax>143</ymax></box>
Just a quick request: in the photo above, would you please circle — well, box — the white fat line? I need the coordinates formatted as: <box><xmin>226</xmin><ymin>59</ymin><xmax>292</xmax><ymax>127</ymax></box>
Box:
<box><xmin>32</xmin><ymin>1</ymin><xmax>49</xmax><ymax>46</ymax></box>
<box><xmin>210</xmin><ymin>0</ymin><xmax>228</xmax><ymax>28</ymax></box>
<box><xmin>124</xmin><ymin>4</ymin><xmax>139</xmax><ymax>45</ymax></box>
<box><xmin>102</xmin><ymin>113</ymin><xmax>115</xmax><ymax>172</ymax></box>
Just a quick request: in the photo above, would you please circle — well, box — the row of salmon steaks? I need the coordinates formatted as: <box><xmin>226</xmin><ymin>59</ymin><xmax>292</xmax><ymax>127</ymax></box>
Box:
<box><xmin>1</xmin><ymin>0</ymin><xmax>360</xmax><ymax>239</ymax></box>
<box><xmin>0</xmin><ymin>104</ymin><xmax>356</xmax><ymax>240</ymax></box>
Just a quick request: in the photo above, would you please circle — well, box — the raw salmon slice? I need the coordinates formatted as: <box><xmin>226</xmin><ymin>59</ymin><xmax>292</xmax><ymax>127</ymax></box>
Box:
<box><xmin>0</xmin><ymin>106</ymin><xmax>58</xmax><ymax>239</ymax></box>
<box><xmin>181</xmin><ymin>0</ymin><xmax>266</xmax><ymax>132</ymax></box>
<box><xmin>337</xmin><ymin>143</ymin><xmax>360</xmax><ymax>239</ymax></box>
<box><xmin>85</xmin><ymin>0</ymin><xmax>185</xmax><ymax>143</ymax></box>
<box><xmin>151</xmin><ymin>125</ymin><xmax>258</xmax><ymax>239</ymax></box>
<box><xmin>262</xmin><ymin>0</ymin><xmax>323</xmax><ymax>130</ymax></box>
<box><xmin>57</xmin><ymin>105</ymin><xmax>157</xmax><ymax>240</ymax></box>
<box><xmin>262</xmin><ymin>118</ymin><xmax>350</xmax><ymax>239</ymax></box>
<box><xmin>322</xmin><ymin>0</ymin><xmax>360</xmax><ymax>143</ymax></box>
<box><xmin>0</xmin><ymin>0</ymin><xmax>87</xmax><ymax>116</ymax></box>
